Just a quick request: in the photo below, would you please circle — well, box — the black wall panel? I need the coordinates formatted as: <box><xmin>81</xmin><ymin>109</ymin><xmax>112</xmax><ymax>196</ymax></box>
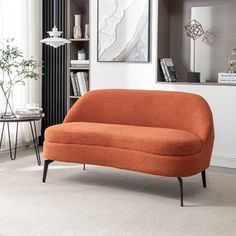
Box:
<box><xmin>41</xmin><ymin>0</ymin><xmax>67</xmax><ymax>143</ymax></box>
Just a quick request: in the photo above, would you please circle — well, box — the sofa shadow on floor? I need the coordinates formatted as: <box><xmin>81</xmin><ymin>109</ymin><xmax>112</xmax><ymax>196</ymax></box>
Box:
<box><xmin>46</xmin><ymin>163</ymin><xmax>236</xmax><ymax>208</ymax></box>
<box><xmin>1</xmin><ymin>147</ymin><xmax>236</xmax><ymax>208</ymax></box>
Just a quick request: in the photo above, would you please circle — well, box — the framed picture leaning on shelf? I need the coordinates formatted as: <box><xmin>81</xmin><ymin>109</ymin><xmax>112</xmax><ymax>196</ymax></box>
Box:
<box><xmin>97</xmin><ymin>0</ymin><xmax>150</xmax><ymax>62</ymax></box>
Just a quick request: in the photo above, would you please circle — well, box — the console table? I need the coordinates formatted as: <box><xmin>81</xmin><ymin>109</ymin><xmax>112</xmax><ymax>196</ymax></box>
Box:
<box><xmin>0</xmin><ymin>116</ymin><xmax>43</xmax><ymax>165</ymax></box>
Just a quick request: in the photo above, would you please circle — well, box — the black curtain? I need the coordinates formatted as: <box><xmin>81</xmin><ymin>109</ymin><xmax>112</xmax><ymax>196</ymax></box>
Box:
<box><xmin>40</xmin><ymin>0</ymin><xmax>67</xmax><ymax>144</ymax></box>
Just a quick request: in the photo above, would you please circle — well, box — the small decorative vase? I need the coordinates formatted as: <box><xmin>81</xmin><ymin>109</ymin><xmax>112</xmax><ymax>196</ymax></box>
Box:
<box><xmin>73</xmin><ymin>26</ymin><xmax>82</xmax><ymax>39</ymax></box>
<box><xmin>78</xmin><ymin>53</ymin><xmax>86</xmax><ymax>60</ymax></box>
<box><xmin>84</xmin><ymin>24</ymin><xmax>89</xmax><ymax>39</ymax></box>
<box><xmin>73</xmin><ymin>15</ymin><xmax>82</xmax><ymax>39</ymax></box>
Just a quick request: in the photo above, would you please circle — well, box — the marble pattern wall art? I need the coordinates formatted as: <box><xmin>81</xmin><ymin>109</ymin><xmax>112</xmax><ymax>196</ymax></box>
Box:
<box><xmin>98</xmin><ymin>0</ymin><xmax>150</xmax><ymax>62</ymax></box>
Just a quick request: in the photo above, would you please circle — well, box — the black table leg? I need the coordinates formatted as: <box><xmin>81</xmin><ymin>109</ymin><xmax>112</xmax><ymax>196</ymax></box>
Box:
<box><xmin>3</xmin><ymin>122</ymin><xmax>18</xmax><ymax>160</ymax></box>
<box><xmin>7</xmin><ymin>122</ymin><xmax>14</xmax><ymax>160</ymax></box>
<box><xmin>13</xmin><ymin>122</ymin><xmax>19</xmax><ymax>160</ymax></box>
<box><xmin>0</xmin><ymin>122</ymin><xmax>5</xmax><ymax>149</ymax></box>
<box><xmin>33</xmin><ymin>121</ymin><xmax>41</xmax><ymax>162</ymax></box>
<box><xmin>30</xmin><ymin>121</ymin><xmax>41</xmax><ymax>166</ymax></box>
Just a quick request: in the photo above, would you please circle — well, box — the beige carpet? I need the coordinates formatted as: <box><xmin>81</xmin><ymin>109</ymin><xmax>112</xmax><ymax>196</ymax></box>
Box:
<box><xmin>0</xmin><ymin>147</ymin><xmax>236</xmax><ymax>236</ymax></box>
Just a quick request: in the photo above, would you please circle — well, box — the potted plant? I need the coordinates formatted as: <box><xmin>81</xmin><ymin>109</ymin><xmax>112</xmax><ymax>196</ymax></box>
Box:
<box><xmin>77</xmin><ymin>48</ymin><xmax>86</xmax><ymax>60</ymax></box>
<box><xmin>0</xmin><ymin>38</ymin><xmax>40</xmax><ymax>118</ymax></box>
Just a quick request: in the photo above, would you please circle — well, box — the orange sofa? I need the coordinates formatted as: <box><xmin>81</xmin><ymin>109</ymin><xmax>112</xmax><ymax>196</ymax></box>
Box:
<box><xmin>43</xmin><ymin>89</ymin><xmax>214</xmax><ymax>206</ymax></box>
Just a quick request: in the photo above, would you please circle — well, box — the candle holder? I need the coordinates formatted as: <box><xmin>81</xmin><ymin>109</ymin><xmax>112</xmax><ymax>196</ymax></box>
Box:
<box><xmin>184</xmin><ymin>19</ymin><xmax>204</xmax><ymax>82</ymax></box>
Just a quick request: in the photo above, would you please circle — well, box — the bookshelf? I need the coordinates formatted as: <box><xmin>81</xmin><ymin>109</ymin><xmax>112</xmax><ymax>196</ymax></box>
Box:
<box><xmin>157</xmin><ymin>0</ymin><xmax>236</xmax><ymax>84</ymax></box>
<box><xmin>67</xmin><ymin>0</ymin><xmax>90</xmax><ymax>109</ymax></box>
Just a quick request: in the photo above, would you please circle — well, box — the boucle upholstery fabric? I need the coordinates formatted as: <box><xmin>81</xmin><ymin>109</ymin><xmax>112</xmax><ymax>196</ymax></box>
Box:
<box><xmin>45</xmin><ymin>122</ymin><xmax>202</xmax><ymax>156</ymax></box>
<box><xmin>43</xmin><ymin>89</ymin><xmax>214</xmax><ymax>177</ymax></box>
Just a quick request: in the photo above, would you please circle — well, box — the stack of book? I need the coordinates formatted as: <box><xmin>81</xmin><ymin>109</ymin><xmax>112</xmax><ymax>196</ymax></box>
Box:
<box><xmin>160</xmin><ymin>58</ymin><xmax>178</xmax><ymax>82</ymax></box>
<box><xmin>70</xmin><ymin>72</ymin><xmax>89</xmax><ymax>97</ymax></box>
<box><xmin>70</xmin><ymin>60</ymin><xmax>89</xmax><ymax>69</ymax></box>
<box><xmin>15</xmin><ymin>107</ymin><xmax>44</xmax><ymax>119</ymax></box>
<box><xmin>218</xmin><ymin>73</ymin><xmax>236</xmax><ymax>84</ymax></box>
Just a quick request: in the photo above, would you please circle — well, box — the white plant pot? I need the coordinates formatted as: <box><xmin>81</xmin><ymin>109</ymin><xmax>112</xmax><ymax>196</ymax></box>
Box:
<box><xmin>78</xmin><ymin>53</ymin><xmax>86</xmax><ymax>60</ymax></box>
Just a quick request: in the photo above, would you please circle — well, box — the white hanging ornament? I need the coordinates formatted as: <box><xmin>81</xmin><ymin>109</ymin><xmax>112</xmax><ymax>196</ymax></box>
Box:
<box><xmin>40</xmin><ymin>0</ymin><xmax>70</xmax><ymax>48</ymax></box>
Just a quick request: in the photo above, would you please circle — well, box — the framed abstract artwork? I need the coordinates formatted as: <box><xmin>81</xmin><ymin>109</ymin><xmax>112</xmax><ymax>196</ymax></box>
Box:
<box><xmin>97</xmin><ymin>0</ymin><xmax>150</xmax><ymax>62</ymax></box>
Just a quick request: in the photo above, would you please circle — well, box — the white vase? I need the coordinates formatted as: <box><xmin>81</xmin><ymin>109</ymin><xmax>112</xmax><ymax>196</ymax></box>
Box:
<box><xmin>78</xmin><ymin>53</ymin><xmax>86</xmax><ymax>60</ymax></box>
<box><xmin>73</xmin><ymin>15</ymin><xmax>82</xmax><ymax>39</ymax></box>
<box><xmin>73</xmin><ymin>26</ymin><xmax>82</xmax><ymax>39</ymax></box>
<box><xmin>1</xmin><ymin>88</ymin><xmax>15</xmax><ymax>118</ymax></box>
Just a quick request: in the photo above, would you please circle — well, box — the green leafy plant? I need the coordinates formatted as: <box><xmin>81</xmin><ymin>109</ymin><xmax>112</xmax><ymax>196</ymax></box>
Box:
<box><xmin>0</xmin><ymin>38</ymin><xmax>40</xmax><ymax>117</ymax></box>
<box><xmin>77</xmin><ymin>48</ymin><xmax>86</xmax><ymax>54</ymax></box>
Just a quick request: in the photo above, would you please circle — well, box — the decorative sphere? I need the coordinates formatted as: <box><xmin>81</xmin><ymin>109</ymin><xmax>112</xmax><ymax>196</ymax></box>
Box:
<box><xmin>184</xmin><ymin>19</ymin><xmax>204</xmax><ymax>41</ymax></box>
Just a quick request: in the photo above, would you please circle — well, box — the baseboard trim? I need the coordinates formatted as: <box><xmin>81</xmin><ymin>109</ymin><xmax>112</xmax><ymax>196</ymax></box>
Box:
<box><xmin>211</xmin><ymin>154</ymin><xmax>236</xmax><ymax>168</ymax></box>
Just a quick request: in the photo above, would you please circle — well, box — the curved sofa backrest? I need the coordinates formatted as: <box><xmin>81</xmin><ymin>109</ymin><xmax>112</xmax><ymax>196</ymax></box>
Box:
<box><xmin>64</xmin><ymin>89</ymin><xmax>214</xmax><ymax>142</ymax></box>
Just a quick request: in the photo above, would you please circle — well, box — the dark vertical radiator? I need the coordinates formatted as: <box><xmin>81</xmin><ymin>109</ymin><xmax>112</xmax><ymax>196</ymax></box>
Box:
<box><xmin>41</xmin><ymin>0</ymin><xmax>67</xmax><ymax>143</ymax></box>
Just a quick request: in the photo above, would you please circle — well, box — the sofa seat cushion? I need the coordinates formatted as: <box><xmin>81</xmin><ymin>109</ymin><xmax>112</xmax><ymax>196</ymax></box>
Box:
<box><xmin>45</xmin><ymin>122</ymin><xmax>202</xmax><ymax>156</ymax></box>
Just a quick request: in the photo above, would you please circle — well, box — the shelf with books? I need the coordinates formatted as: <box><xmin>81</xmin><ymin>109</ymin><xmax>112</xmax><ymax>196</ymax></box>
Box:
<box><xmin>69</xmin><ymin>71</ymin><xmax>89</xmax><ymax>100</ymax></box>
<box><xmin>157</xmin><ymin>0</ymin><xmax>236</xmax><ymax>85</ymax></box>
<box><xmin>67</xmin><ymin>0</ymin><xmax>90</xmax><ymax>109</ymax></box>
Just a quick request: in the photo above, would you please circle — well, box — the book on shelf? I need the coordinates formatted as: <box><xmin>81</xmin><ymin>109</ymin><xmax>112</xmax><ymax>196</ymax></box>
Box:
<box><xmin>160</xmin><ymin>58</ymin><xmax>178</xmax><ymax>82</ymax></box>
<box><xmin>83</xmin><ymin>72</ymin><xmax>89</xmax><ymax>91</ymax></box>
<box><xmin>15</xmin><ymin>114</ymin><xmax>44</xmax><ymax>119</ymax></box>
<box><xmin>76</xmin><ymin>72</ymin><xmax>89</xmax><ymax>96</ymax></box>
<box><xmin>160</xmin><ymin>59</ymin><xmax>169</xmax><ymax>82</ymax></box>
<box><xmin>218</xmin><ymin>73</ymin><xmax>236</xmax><ymax>83</ymax></box>
<box><xmin>70</xmin><ymin>60</ymin><xmax>89</xmax><ymax>68</ymax></box>
<box><xmin>71</xmin><ymin>60</ymin><xmax>89</xmax><ymax>65</ymax></box>
<box><xmin>15</xmin><ymin>108</ymin><xmax>43</xmax><ymax>115</ymax></box>
<box><xmin>70</xmin><ymin>65</ymin><xmax>89</xmax><ymax>69</ymax></box>
<box><xmin>74</xmin><ymin>73</ymin><xmax>81</xmax><ymax>96</ymax></box>
<box><xmin>15</xmin><ymin>107</ymin><xmax>44</xmax><ymax>119</ymax></box>
<box><xmin>70</xmin><ymin>72</ymin><xmax>78</xmax><ymax>96</ymax></box>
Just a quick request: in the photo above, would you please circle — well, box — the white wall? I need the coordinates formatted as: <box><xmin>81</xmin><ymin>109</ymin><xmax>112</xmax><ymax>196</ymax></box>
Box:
<box><xmin>90</xmin><ymin>0</ymin><xmax>158</xmax><ymax>90</ymax></box>
<box><xmin>90</xmin><ymin>1</ymin><xmax>236</xmax><ymax>168</ymax></box>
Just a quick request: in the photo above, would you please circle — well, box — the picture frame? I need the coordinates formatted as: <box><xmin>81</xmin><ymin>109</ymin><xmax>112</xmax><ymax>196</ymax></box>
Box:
<box><xmin>97</xmin><ymin>0</ymin><xmax>151</xmax><ymax>62</ymax></box>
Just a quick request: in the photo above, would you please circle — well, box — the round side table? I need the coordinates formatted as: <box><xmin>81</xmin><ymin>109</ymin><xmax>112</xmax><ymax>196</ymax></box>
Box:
<box><xmin>0</xmin><ymin>116</ymin><xmax>44</xmax><ymax>165</ymax></box>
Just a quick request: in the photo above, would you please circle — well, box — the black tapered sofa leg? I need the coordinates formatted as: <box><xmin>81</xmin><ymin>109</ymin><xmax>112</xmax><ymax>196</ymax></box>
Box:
<box><xmin>201</xmin><ymin>170</ymin><xmax>207</xmax><ymax>188</ymax></box>
<box><xmin>42</xmin><ymin>160</ymin><xmax>54</xmax><ymax>183</ymax></box>
<box><xmin>177</xmin><ymin>177</ymin><xmax>184</xmax><ymax>207</ymax></box>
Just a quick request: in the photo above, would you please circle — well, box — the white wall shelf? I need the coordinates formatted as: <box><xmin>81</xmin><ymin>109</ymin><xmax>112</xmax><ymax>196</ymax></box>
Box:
<box><xmin>69</xmin><ymin>96</ymin><xmax>81</xmax><ymax>99</ymax></box>
<box><xmin>156</xmin><ymin>82</ymin><xmax>236</xmax><ymax>87</ymax></box>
